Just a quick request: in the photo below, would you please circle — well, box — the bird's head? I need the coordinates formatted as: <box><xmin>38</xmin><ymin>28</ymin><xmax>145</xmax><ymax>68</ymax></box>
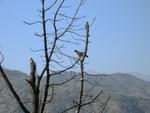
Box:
<box><xmin>74</xmin><ymin>50</ymin><xmax>78</xmax><ymax>52</ymax></box>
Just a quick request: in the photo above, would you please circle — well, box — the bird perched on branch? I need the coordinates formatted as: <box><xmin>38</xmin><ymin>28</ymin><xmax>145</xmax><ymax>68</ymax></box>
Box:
<box><xmin>74</xmin><ymin>50</ymin><xmax>88</xmax><ymax>58</ymax></box>
<box><xmin>85</xmin><ymin>22</ymin><xmax>89</xmax><ymax>30</ymax></box>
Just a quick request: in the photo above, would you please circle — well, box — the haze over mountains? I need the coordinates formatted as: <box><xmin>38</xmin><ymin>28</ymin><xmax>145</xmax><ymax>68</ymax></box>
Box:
<box><xmin>129</xmin><ymin>72</ymin><xmax>150</xmax><ymax>82</ymax></box>
<box><xmin>0</xmin><ymin>68</ymin><xmax>150</xmax><ymax>113</ymax></box>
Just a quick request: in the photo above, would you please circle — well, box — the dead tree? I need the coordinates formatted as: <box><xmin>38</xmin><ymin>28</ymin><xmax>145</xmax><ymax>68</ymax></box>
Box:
<box><xmin>0</xmin><ymin>0</ymin><xmax>109</xmax><ymax>113</ymax></box>
<box><xmin>26</xmin><ymin>58</ymin><xmax>39</xmax><ymax>113</ymax></box>
<box><xmin>60</xmin><ymin>22</ymin><xmax>107</xmax><ymax>113</ymax></box>
<box><xmin>76</xmin><ymin>21</ymin><xmax>90</xmax><ymax>113</ymax></box>
<box><xmin>0</xmin><ymin>53</ymin><xmax>30</xmax><ymax>113</ymax></box>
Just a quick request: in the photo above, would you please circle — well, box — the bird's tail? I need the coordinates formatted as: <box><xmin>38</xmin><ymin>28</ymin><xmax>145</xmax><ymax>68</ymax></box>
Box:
<box><xmin>85</xmin><ymin>55</ymin><xmax>88</xmax><ymax>57</ymax></box>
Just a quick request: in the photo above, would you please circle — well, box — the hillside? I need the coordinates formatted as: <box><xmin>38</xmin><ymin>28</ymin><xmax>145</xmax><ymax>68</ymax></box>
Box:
<box><xmin>99</xmin><ymin>73</ymin><xmax>150</xmax><ymax>97</ymax></box>
<box><xmin>0</xmin><ymin>69</ymin><xmax>150</xmax><ymax>113</ymax></box>
<box><xmin>106</xmin><ymin>94</ymin><xmax>150</xmax><ymax>113</ymax></box>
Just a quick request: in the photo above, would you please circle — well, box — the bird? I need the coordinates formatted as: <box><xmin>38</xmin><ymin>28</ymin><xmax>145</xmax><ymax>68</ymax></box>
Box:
<box><xmin>85</xmin><ymin>22</ymin><xmax>89</xmax><ymax>30</ymax></box>
<box><xmin>74</xmin><ymin>50</ymin><xmax>88</xmax><ymax>58</ymax></box>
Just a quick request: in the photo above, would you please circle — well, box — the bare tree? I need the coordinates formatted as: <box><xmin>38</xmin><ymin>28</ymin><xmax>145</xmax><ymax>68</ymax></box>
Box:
<box><xmin>0</xmin><ymin>0</ymin><xmax>109</xmax><ymax>113</ymax></box>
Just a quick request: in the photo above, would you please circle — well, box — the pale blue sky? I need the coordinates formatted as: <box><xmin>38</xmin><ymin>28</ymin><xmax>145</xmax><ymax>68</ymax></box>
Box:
<box><xmin>0</xmin><ymin>0</ymin><xmax>150</xmax><ymax>79</ymax></box>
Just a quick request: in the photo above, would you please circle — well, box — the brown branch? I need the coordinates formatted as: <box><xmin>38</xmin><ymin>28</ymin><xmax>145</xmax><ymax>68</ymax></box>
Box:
<box><xmin>58</xmin><ymin>39</ymin><xmax>79</xmax><ymax>45</ymax></box>
<box><xmin>60</xmin><ymin>89</ymin><xmax>103</xmax><ymax>113</ymax></box>
<box><xmin>100</xmin><ymin>95</ymin><xmax>110</xmax><ymax>113</ymax></box>
<box><xmin>76</xmin><ymin>21</ymin><xmax>89</xmax><ymax>113</ymax></box>
<box><xmin>30</xmin><ymin>47</ymin><xmax>53</xmax><ymax>53</ymax></box>
<box><xmin>37</xmin><ymin>0</ymin><xmax>84</xmax><ymax>85</ymax></box>
<box><xmin>40</xmin><ymin>0</ymin><xmax>67</xmax><ymax>112</ymax></box>
<box><xmin>51</xmin><ymin>59</ymin><xmax>66</xmax><ymax>68</ymax></box>
<box><xmin>67</xmin><ymin>30</ymin><xmax>85</xmax><ymax>37</ymax></box>
<box><xmin>49</xmin><ymin>59</ymin><xmax>79</xmax><ymax>77</ymax></box>
<box><xmin>57</xmin><ymin>0</ymin><xmax>84</xmax><ymax>39</ymax></box>
<box><xmin>60</xmin><ymin>104</ymin><xmax>78</xmax><ymax>113</ymax></box>
<box><xmin>27</xmin><ymin>58</ymin><xmax>40</xmax><ymax>113</ymax></box>
<box><xmin>45</xmin><ymin>0</ymin><xmax>58</xmax><ymax>12</ymax></box>
<box><xmin>44</xmin><ymin>87</ymin><xmax>54</xmax><ymax>104</ymax></box>
<box><xmin>34</xmin><ymin>0</ymin><xmax>87</xmax><ymax>113</ymax></box>
<box><xmin>49</xmin><ymin>76</ymin><xmax>76</xmax><ymax>87</ymax></box>
<box><xmin>39</xmin><ymin>0</ymin><xmax>51</xmax><ymax>112</ymax></box>
<box><xmin>81</xmin><ymin>89</ymin><xmax>103</xmax><ymax>106</ymax></box>
<box><xmin>58</xmin><ymin>13</ymin><xmax>85</xmax><ymax>20</ymax></box>
<box><xmin>23</xmin><ymin>20</ymin><xmax>42</xmax><ymax>25</ymax></box>
<box><xmin>0</xmin><ymin>66</ymin><xmax>30</xmax><ymax>113</ymax></box>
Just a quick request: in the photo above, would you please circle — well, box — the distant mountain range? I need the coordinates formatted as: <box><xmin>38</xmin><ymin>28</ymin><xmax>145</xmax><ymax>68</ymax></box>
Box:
<box><xmin>99</xmin><ymin>73</ymin><xmax>150</xmax><ymax>97</ymax></box>
<box><xmin>129</xmin><ymin>72</ymin><xmax>150</xmax><ymax>81</ymax></box>
<box><xmin>0</xmin><ymin>69</ymin><xmax>150</xmax><ymax>113</ymax></box>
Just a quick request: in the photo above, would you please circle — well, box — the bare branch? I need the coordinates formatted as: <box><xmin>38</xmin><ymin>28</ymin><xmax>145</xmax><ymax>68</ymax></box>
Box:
<box><xmin>49</xmin><ymin>75</ymin><xmax>77</xmax><ymax>87</ymax></box>
<box><xmin>58</xmin><ymin>39</ymin><xmax>79</xmax><ymax>45</ymax></box>
<box><xmin>57</xmin><ymin>0</ymin><xmax>84</xmax><ymax>39</ymax></box>
<box><xmin>39</xmin><ymin>0</ymin><xmax>51</xmax><ymax>112</ymax></box>
<box><xmin>58</xmin><ymin>13</ymin><xmax>86</xmax><ymax>20</ymax></box>
<box><xmin>100</xmin><ymin>95</ymin><xmax>110</xmax><ymax>113</ymax></box>
<box><xmin>60</xmin><ymin>90</ymin><xmax>103</xmax><ymax>113</ymax></box>
<box><xmin>23</xmin><ymin>20</ymin><xmax>42</xmax><ymax>25</ymax></box>
<box><xmin>0</xmin><ymin>66</ymin><xmax>30</xmax><ymax>113</ymax></box>
<box><xmin>46</xmin><ymin>86</ymin><xmax>54</xmax><ymax>104</ymax></box>
<box><xmin>45</xmin><ymin>0</ymin><xmax>58</xmax><ymax>12</ymax></box>
<box><xmin>49</xmin><ymin>59</ymin><xmax>79</xmax><ymax>77</ymax></box>
<box><xmin>81</xmin><ymin>89</ymin><xmax>103</xmax><ymax>106</ymax></box>
<box><xmin>76</xmin><ymin>21</ymin><xmax>90</xmax><ymax>113</ymax></box>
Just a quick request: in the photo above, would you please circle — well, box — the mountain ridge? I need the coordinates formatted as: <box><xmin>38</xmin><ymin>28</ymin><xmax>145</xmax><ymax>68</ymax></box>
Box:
<box><xmin>0</xmin><ymin>68</ymin><xmax>150</xmax><ymax>113</ymax></box>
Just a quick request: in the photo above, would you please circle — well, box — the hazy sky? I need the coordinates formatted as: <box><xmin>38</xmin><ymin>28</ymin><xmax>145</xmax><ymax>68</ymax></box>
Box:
<box><xmin>0</xmin><ymin>0</ymin><xmax>150</xmax><ymax>78</ymax></box>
